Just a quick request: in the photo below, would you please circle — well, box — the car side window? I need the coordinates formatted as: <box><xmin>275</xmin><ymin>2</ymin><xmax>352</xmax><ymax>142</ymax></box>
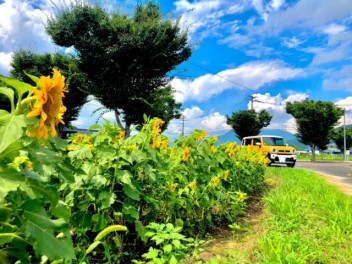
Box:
<box><xmin>253</xmin><ymin>138</ymin><xmax>261</xmax><ymax>146</ymax></box>
<box><xmin>244</xmin><ymin>138</ymin><xmax>251</xmax><ymax>146</ymax></box>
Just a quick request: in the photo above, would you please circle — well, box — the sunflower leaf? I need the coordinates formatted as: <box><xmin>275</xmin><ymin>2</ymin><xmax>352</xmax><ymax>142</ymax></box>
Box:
<box><xmin>0</xmin><ymin>77</ymin><xmax>31</xmax><ymax>99</ymax></box>
<box><xmin>0</xmin><ymin>111</ymin><xmax>26</xmax><ymax>153</ymax></box>
<box><xmin>24</xmin><ymin>72</ymin><xmax>39</xmax><ymax>85</ymax></box>
<box><xmin>0</xmin><ymin>87</ymin><xmax>15</xmax><ymax>111</ymax></box>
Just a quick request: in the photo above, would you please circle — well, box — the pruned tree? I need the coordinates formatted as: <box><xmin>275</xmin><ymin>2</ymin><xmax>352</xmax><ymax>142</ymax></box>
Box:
<box><xmin>10</xmin><ymin>50</ymin><xmax>89</xmax><ymax>130</ymax></box>
<box><xmin>46</xmin><ymin>2</ymin><xmax>191</xmax><ymax>136</ymax></box>
<box><xmin>226</xmin><ymin>109</ymin><xmax>272</xmax><ymax>140</ymax></box>
<box><xmin>331</xmin><ymin>127</ymin><xmax>352</xmax><ymax>152</ymax></box>
<box><xmin>286</xmin><ymin>99</ymin><xmax>344</xmax><ymax>161</ymax></box>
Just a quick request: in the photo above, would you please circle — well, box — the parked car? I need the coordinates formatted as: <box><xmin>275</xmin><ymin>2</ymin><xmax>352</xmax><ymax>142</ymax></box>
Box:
<box><xmin>241</xmin><ymin>135</ymin><xmax>297</xmax><ymax>167</ymax></box>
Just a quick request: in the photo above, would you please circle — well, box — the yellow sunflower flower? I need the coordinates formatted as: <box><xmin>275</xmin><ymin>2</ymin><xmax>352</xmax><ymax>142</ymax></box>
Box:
<box><xmin>189</xmin><ymin>179</ymin><xmax>197</xmax><ymax>194</ymax></box>
<box><xmin>27</xmin><ymin>69</ymin><xmax>66</xmax><ymax>139</ymax></box>
<box><xmin>213</xmin><ymin>175</ymin><xmax>221</xmax><ymax>188</ymax></box>
<box><xmin>182</xmin><ymin>146</ymin><xmax>190</xmax><ymax>161</ymax></box>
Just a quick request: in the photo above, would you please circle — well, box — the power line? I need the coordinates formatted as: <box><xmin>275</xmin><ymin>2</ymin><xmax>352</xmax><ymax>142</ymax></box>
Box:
<box><xmin>188</xmin><ymin>61</ymin><xmax>258</xmax><ymax>93</ymax></box>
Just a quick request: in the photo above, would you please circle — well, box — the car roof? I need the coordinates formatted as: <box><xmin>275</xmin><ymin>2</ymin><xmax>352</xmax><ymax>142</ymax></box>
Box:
<box><xmin>242</xmin><ymin>135</ymin><xmax>283</xmax><ymax>139</ymax></box>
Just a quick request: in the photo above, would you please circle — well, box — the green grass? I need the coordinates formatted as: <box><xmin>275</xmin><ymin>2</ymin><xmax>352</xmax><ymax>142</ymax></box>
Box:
<box><xmin>297</xmin><ymin>153</ymin><xmax>352</xmax><ymax>161</ymax></box>
<box><xmin>215</xmin><ymin>167</ymin><xmax>352</xmax><ymax>264</ymax></box>
<box><xmin>254</xmin><ymin>167</ymin><xmax>352</xmax><ymax>263</ymax></box>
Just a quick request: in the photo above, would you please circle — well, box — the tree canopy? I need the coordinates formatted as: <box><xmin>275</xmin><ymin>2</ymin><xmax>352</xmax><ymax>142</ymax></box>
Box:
<box><xmin>46</xmin><ymin>2</ymin><xmax>191</xmax><ymax>135</ymax></box>
<box><xmin>10</xmin><ymin>50</ymin><xmax>89</xmax><ymax>130</ymax></box>
<box><xmin>286</xmin><ymin>99</ymin><xmax>344</xmax><ymax>161</ymax></box>
<box><xmin>226</xmin><ymin>109</ymin><xmax>272</xmax><ymax>140</ymax></box>
<box><xmin>331</xmin><ymin>127</ymin><xmax>352</xmax><ymax>152</ymax></box>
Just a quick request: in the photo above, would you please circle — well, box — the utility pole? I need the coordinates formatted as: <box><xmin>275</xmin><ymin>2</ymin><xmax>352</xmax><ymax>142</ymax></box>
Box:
<box><xmin>250</xmin><ymin>95</ymin><xmax>255</xmax><ymax>110</ymax></box>
<box><xmin>181</xmin><ymin>115</ymin><xmax>185</xmax><ymax>136</ymax></box>
<box><xmin>344</xmin><ymin>111</ymin><xmax>347</xmax><ymax>161</ymax></box>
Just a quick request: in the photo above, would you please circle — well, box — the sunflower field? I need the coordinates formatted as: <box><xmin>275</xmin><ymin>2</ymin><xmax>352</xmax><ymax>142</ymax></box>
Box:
<box><xmin>0</xmin><ymin>71</ymin><xmax>268</xmax><ymax>263</ymax></box>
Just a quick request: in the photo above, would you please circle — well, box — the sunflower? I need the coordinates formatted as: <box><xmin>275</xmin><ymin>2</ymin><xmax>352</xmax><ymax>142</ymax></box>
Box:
<box><xmin>27</xmin><ymin>69</ymin><xmax>67</xmax><ymax>139</ymax></box>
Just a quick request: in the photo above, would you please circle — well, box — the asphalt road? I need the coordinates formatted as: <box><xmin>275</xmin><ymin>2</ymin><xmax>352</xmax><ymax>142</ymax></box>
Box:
<box><xmin>296</xmin><ymin>161</ymin><xmax>352</xmax><ymax>187</ymax></box>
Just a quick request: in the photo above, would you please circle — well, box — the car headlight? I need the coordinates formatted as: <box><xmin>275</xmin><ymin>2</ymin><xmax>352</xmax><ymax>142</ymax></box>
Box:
<box><xmin>292</xmin><ymin>148</ymin><xmax>296</xmax><ymax>154</ymax></box>
<box><xmin>271</xmin><ymin>148</ymin><xmax>277</xmax><ymax>153</ymax></box>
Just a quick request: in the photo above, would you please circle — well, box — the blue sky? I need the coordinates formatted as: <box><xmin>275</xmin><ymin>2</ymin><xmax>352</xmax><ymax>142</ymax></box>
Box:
<box><xmin>1</xmin><ymin>0</ymin><xmax>352</xmax><ymax>137</ymax></box>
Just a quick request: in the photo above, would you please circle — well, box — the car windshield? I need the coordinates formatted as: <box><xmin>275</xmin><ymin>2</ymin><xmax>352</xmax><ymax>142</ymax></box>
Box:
<box><xmin>263</xmin><ymin>137</ymin><xmax>286</xmax><ymax>146</ymax></box>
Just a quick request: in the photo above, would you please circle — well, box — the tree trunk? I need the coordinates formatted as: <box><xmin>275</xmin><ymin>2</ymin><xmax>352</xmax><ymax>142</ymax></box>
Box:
<box><xmin>114</xmin><ymin>109</ymin><xmax>124</xmax><ymax>130</ymax></box>
<box><xmin>114</xmin><ymin>109</ymin><xmax>131</xmax><ymax>138</ymax></box>
<box><xmin>311</xmin><ymin>145</ymin><xmax>316</xmax><ymax>162</ymax></box>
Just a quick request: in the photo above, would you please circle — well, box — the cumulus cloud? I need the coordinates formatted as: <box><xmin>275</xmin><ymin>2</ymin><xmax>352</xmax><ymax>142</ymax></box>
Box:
<box><xmin>322</xmin><ymin>65</ymin><xmax>352</xmax><ymax>91</ymax></box>
<box><xmin>335</xmin><ymin>97</ymin><xmax>352</xmax><ymax>127</ymax></box>
<box><xmin>0</xmin><ymin>51</ymin><xmax>12</xmax><ymax>75</ymax></box>
<box><xmin>171</xmin><ymin>60</ymin><xmax>302</xmax><ymax>103</ymax></box>
<box><xmin>164</xmin><ymin>106</ymin><xmax>231</xmax><ymax>137</ymax></box>
<box><xmin>250</xmin><ymin>92</ymin><xmax>308</xmax><ymax>133</ymax></box>
<box><xmin>0</xmin><ymin>0</ymin><xmax>68</xmax><ymax>75</ymax></box>
<box><xmin>261</xmin><ymin>0</ymin><xmax>352</xmax><ymax>34</ymax></box>
<box><xmin>173</xmin><ymin>0</ymin><xmax>246</xmax><ymax>38</ymax></box>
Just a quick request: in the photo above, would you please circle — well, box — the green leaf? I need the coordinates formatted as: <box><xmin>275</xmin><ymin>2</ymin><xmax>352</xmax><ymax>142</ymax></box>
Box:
<box><xmin>0</xmin><ymin>87</ymin><xmax>14</xmax><ymax>110</ymax></box>
<box><xmin>0</xmin><ymin>170</ymin><xmax>26</xmax><ymax>201</ymax></box>
<box><xmin>136</xmin><ymin>221</ymin><xmax>148</xmax><ymax>243</ymax></box>
<box><xmin>123</xmin><ymin>184</ymin><xmax>140</xmax><ymax>201</ymax></box>
<box><xmin>172</xmin><ymin>240</ymin><xmax>181</xmax><ymax>249</ymax></box>
<box><xmin>92</xmin><ymin>214</ymin><xmax>108</xmax><ymax>232</ymax></box>
<box><xmin>122</xmin><ymin>204</ymin><xmax>139</xmax><ymax>220</ymax></box>
<box><xmin>116</xmin><ymin>170</ymin><xmax>132</xmax><ymax>185</ymax></box>
<box><xmin>98</xmin><ymin>191</ymin><xmax>116</xmax><ymax>209</ymax></box>
<box><xmin>23</xmin><ymin>204</ymin><xmax>75</xmax><ymax>261</ymax></box>
<box><xmin>0</xmin><ymin>76</ymin><xmax>31</xmax><ymax>99</ymax></box>
<box><xmin>0</xmin><ymin>141</ymin><xmax>23</xmax><ymax>161</ymax></box>
<box><xmin>51</xmin><ymin>201</ymin><xmax>71</xmax><ymax>220</ymax></box>
<box><xmin>142</xmin><ymin>247</ymin><xmax>159</xmax><ymax>259</ymax></box>
<box><xmin>170</xmin><ymin>255</ymin><xmax>178</xmax><ymax>264</ymax></box>
<box><xmin>57</xmin><ymin>161</ymin><xmax>76</xmax><ymax>183</ymax></box>
<box><xmin>163</xmin><ymin>244</ymin><xmax>172</xmax><ymax>254</ymax></box>
<box><xmin>25</xmin><ymin>220</ymin><xmax>74</xmax><ymax>261</ymax></box>
<box><xmin>0</xmin><ymin>111</ymin><xmax>26</xmax><ymax>153</ymax></box>
<box><xmin>24</xmin><ymin>72</ymin><xmax>39</xmax><ymax>85</ymax></box>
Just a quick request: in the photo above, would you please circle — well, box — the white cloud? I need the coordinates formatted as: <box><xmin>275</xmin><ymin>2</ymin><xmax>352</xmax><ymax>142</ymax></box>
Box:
<box><xmin>323</xmin><ymin>23</ymin><xmax>346</xmax><ymax>36</ymax></box>
<box><xmin>335</xmin><ymin>96</ymin><xmax>352</xmax><ymax>111</ymax></box>
<box><xmin>165</xmin><ymin>106</ymin><xmax>231</xmax><ymax>137</ymax></box>
<box><xmin>282</xmin><ymin>36</ymin><xmax>303</xmax><ymax>48</ymax></box>
<box><xmin>261</xmin><ymin>0</ymin><xmax>352</xmax><ymax>34</ymax></box>
<box><xmin>0</xmin><ymin>0</ymin><xmax>65</xmax><ymax>75</ymax></box>
<box><xmin>171</xmin><ymin>60</ymin><xmax>302</xmax><ymax>103</ymax></box>
<box><xmin>250</xmin><ymin>92</ymin><xmax>308</xmax><ymax>133</ymax></box>
<box><xmin>218</xmin><ymin>33</ymin><xmax>252</xmax><ymax>49</ymax></box>
<box><xmin>183</xmin><ymin>106</ymin><xmax>204</xmax><ymax>120</ymax></box>
<box><xmin>335</xmin><ymin>97</ymin><xmax>352</xmax><ymax>127</ymax></box>
<box><xmin>322</xmin><ymin>65</ymin><xmax>352</xmax><ymax>91</ymax></box>
<box><xmin>173</xmin><ymin>0</ymin><xmax>246</xmax><ymax>39</ymax></box>
<box><xmin>270</xmin><ymin>0</ymin><xmax>285</xmax><ymax>11</ymax></box>
<box><xmin>200</xmin><ymin>112</ymin><xmax>231</xmax><ymax>131</ymax></box>
<box><xmin>0</xmin><ymin>51</ymin><xmax>12</xmax><ymax>75</ymax></box>
<box><xmin>311</xmin><ymin>45</ymin><xmax>349</xmax><ymax>65</ymax></box>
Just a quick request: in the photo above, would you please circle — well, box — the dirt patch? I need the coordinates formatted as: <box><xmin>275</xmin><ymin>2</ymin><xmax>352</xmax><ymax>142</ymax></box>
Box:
<box><xmin>319</xmin><ymin>174</ymin><xmax>352</xmax><ymax>196</ymax></box>
<box><xmin>196</xmin><ymin>198</ymin><xmax>266</xmax><ymax>263</ymax></box>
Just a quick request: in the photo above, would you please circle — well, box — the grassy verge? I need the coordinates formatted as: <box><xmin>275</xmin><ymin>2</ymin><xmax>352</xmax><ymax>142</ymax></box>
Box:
<box><xmin>254</xmin><ymin>167</ymin><xmax>352</xmax><ymax>263</ymax></box>
<box><xmin>297</xmin><ymin>153</ymin><xmax>352</xmax><ymax>161</ymax></box>
<box><xmin>204</xmin><ymin>167</ymin><xmax>352</xmax><ymax>263</ymax></box>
